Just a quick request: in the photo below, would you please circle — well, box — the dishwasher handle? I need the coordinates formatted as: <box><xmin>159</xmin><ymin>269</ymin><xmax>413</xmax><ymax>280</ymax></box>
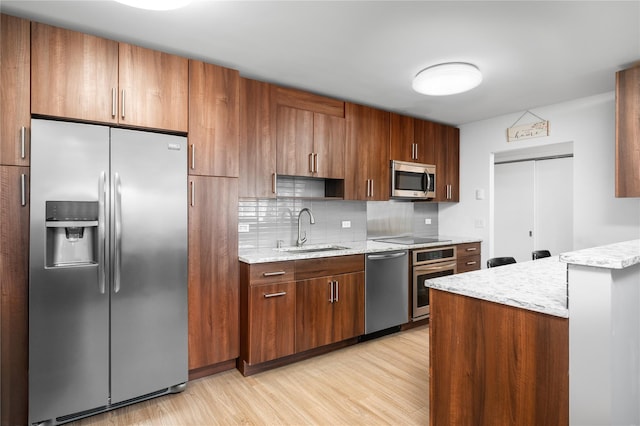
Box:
<box><xmin>367</xmin><ymin>251</ymin><xmax>407</xmax><ymax>261</ymax></box>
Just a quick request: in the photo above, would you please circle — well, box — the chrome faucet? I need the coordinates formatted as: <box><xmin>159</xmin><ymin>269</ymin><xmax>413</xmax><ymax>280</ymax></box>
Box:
<box><xmin>296</xmin><ymin>207</ymin><xmax>315</xmax><ymax>247</ymax></box>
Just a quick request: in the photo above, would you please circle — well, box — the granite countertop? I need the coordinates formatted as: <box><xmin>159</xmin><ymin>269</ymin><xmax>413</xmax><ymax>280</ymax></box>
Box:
<box><xmin>425</xmin><ymin>256</ymin><xmax>569</xmax><ymax>318</ymax></box>
<box><xmin>559</xmin><ymin>239</ymin><xmax>640</xmax><ymax>269</ymax></box>
<box><xmin>238</xmin><ymin>236</ymin><xmax>481</xmax><ymax>264</ymax></box>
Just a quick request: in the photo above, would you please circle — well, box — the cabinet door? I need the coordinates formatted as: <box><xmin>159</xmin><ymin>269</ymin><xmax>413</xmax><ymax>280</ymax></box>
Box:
<box><xmin>296</xmin><ymin>277</ymin><xmax>335</xmax><ymax>352</ymax></box>
<box><xmin>118</xmin><ymin>43</ymin><xmax>188</xmax><ymax>132</ymax></box>
<box><xmin>615</xmin><ymin>65</ymin><xmax>640</xmax><ymax>197</ymax></box>
<box><xmin>31</xmin><ymin>22</ymin><xmax>118</xmax><ymax>124</ymax></box>
<box><xmin>314</xmin><ymin>113</ymin><xmax>345</xmax><ymax>179</ymax></box>
<box><xmin>248</xmin><ymin>282</ymin><xmax>296</xmax><ymax>364</ymax></box>
<box><xmin>1</xmin><ymin>14</ymin><xmax>30</xmax><ymax>167</ymax></box>
<box><xmin>445</xmin><ymin>126</ymin><xmax>460</xmax><ymax>202</ymax></box>
<box><xmin>0</xmin><ymin>166</ymin><xmax>29</xmax><ymax>426</ymax></box>
<box><xmin>188</xmin><ymin>60</ymin><xmax>239</xmax><ymax>177</ymax></box>
<box><xmin>331</xmin><ymin>272</ymin><xmax>365</xmax><ymax>343</ymax></box>
<box><xmin>389</xmin><ymin>113</ymin><xmax>415</xmax><ymax>162</ymax></box>
<box><xmin>188</xmin><ymin>176</ymin><xmax>239</xmax><ymax>370</ymax></box>
<box><xmin>345</xmin><ymin>103</ymin><xmax>390</xmax><ymax>200</ymax></box>
<box><xmin>276</xmin><ymin>106</ymin><xmax>314</xmax><ymax>177</ymax></box>
<box><xmin>239</xmin><ymin>78</ymin><xmax>276</xmax><ymax>198</ymax></box>
<box><xmin>413</xmin><ymin>119</ymin><xmax>438</xmax><ymax>165</ymax></box>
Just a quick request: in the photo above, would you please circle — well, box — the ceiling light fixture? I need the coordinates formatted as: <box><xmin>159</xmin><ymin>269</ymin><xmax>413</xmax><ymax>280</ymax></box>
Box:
<box><xmin>114</xmin><ymin>0</ymin><xmax>191</xmax><ymax>11</ymax></box>
<box><xmin>412</xmin><ymin>62</ymin><xmax>483</xmax><ymax>96</ymax></box>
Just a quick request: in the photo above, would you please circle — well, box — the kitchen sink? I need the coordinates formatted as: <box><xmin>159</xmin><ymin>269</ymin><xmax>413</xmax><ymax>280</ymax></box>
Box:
<box><xmin>275</xmin><ymin>244</ymin><xmax>350</xmax><ymax>254</ymax></box>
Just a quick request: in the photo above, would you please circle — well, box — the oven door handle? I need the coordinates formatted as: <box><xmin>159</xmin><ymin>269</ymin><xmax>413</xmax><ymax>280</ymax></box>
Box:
<box><xmin>416</xmin><ymin>262</ymin><xmax>457</xmax><ymax>273</ymax></box>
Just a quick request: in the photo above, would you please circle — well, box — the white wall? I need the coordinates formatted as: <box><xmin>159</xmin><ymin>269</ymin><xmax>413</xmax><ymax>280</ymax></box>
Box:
<box><xmin>439</xmin><ymin>92</ymin><xmax>640</xmax><ymax>266</ymax></box>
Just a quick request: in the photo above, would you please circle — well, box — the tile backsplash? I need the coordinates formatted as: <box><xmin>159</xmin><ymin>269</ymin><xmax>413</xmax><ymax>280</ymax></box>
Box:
<box><xmin>239</xmin><ymin>198</ymin><xmax>439</xmax><ymax>251</ymax></box>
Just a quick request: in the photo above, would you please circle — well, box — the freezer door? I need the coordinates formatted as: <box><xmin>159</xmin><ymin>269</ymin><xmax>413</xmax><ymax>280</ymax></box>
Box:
<box><xmin>29</xmin><ymin>120</ymin><xmax>110</xmax><ymax>424</ymax></box>
<box><xmin>109</xmin><ymin>128</ymin><xmax>188</xmax><ymax>404</ymax></box>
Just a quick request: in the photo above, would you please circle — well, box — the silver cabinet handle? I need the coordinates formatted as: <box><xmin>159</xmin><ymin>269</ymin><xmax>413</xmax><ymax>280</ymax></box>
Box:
<box><xmin>190</xmin><ymin>144</ymin><xmax>195</xmax><ymax>170</ymax></box>
<box><xmin>112</xmin><ymin>88</ymin><xmax>117</xmax><ymax>117</ymax></box>
<box><xmin>447</xmin><ymin>184</ymin><xmax>452</xmax><ymax>200</ymax></box>
<box><xmin>272</xmin><ymin>173</ymin><xmax>277</xmax><ymax>194</ymax></box>
<box><xmin>190</xmin><ymin>180</ymin><xmax>195</xmax><ymax>207</ymax></box>
<box><xmin>114</xmin><ymin>173</ymin><xmax>122</xmax><ymax>293</ymax></box>
<box><xmin>329</xmin><ymin>281</ymin><xmax>334</xmax><ymax>303</ymax></box>
<box><xmin>309</xmin><ymin>153</ymin><xmax>314</xmax><ymax>173</ymax></box>
<box><xmin>121</xmin><ymin>89</ymin><xmax>126</xmax><ymax>119</ymax></box>
<box><xmin>20</xmin><ymin>126</ymin><xmax>26</xmax><ymax>159</ymax></box>
<box><xmin>98</xmin><ymin>172</ymin><xmax>107</xmax><ymax>294</ymax></box>
<box><xmin>334</xmin><ymin>280</ymin><xmax>339</xmax><ymax>302</ymax></box>
<box><xmin>20</xmin><ymin>173</ymin><xmax>26</xmax><ymax>206</ymax></box>
<box><xmin>263</xmin><ymin>271</ymin><xmax>286</xmax><ymax>277</ymax></box>
<box><xmin>370</xmin><ymin>179</ymin><xmax>374</xmax><ymax>198</ymax></box>
<box><xmin>264</xmin><ymin>291</ymin><xmax>287</xmax><ymax>298</ymax></box>
<box><xmin>314</xmin><ymin>153</ymin><xmax>318</xmax><ymax>173</ymax></box>
<box><xmin>466</xmin><ymin>247</ymin><xmax>477</xmax><ymax>252</ymax></box>
<box><xmin>466</xmin><ymin>261</ymin><xmax>477</xmax><ymax>266</ymax></box>
<box><xmin>366</xmin><ymin>179</ymin><xmax>370</xmax><ymax>197</ymax></box>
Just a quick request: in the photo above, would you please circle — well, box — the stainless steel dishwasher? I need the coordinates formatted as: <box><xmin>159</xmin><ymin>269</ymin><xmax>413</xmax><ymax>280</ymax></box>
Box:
<box><xmin>365</xmin><ymin>250</ymin><xmax>409</xmax><ymax>334</ymax></box>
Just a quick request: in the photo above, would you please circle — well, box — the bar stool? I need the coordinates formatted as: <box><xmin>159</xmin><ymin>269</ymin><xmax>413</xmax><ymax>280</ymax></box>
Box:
<box><xmin>532</xmin><ymin>250</ymin><xmax>551</xmax><ymax>260</ymax></box>
<box><xmin>486</xmin><ymin>257</ymin><xmax>516</xmax><ymax>268</ymax></box>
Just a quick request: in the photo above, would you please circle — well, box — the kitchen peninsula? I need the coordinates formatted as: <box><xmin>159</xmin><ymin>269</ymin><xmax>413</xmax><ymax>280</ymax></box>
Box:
<box><xmin>426</xmin><ymin>239</ymin><xmax>640</xmax><ymax>426</ymax></box>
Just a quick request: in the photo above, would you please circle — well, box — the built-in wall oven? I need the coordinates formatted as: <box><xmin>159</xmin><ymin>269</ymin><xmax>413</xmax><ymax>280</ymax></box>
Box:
<box><xmin>412</xmin><ymin>246</ymin><xmax>457</xmax><ymax>320</ymax></box>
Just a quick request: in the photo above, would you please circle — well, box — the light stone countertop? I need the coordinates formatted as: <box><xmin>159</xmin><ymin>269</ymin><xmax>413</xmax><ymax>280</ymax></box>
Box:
<box><xmin>238</xmin><ymin>236</ymin><xmax>481</xmax><ymax>264</ymax></box>
<box><xmin>559</xmin><ymin>239</ymin><xmax>640</xmax><ymax>269</ymax></box>
<box><xmin>425</xmin><ymin>256</ymin><xmax>569</xmax><ymax>318</ymax></box>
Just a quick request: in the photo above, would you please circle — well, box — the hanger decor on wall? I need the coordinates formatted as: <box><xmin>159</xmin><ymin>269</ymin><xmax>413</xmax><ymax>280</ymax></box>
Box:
<box><xmin>506</xmin><ymin>110</ymin><xmax>550</xmax><ymax>142</ymax></box>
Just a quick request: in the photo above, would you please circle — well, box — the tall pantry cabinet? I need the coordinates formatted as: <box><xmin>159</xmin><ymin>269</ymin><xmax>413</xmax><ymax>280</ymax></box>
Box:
<box><xmin>0</xmin><ymin>13</ymin><xmax>30</xmax><ymax>426</ymax></box>
<box><xmin>187</xmin><ymin>60</ymin><xmax>240</xmax><ymax>378</ymax></box>
<box><xmin>615</xmin><ymin>64</ymin><xmax>640</xmax><ymax>197</ymax></box>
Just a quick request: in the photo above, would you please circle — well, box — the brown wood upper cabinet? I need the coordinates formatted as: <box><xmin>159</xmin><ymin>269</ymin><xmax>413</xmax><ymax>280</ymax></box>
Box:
<box><xmin>275</xmin><ymin>86</ymin><xmax>345</xmax><ymax>179</ymax></box>
<box><xmin>188</xmin><ymin>61</ymin><xmax>239</xmax><ymax>177</ymax></box>
<box><xmin>1</xmin><ymin>14</ymin><xmax>30</xmax><ymax>167</ymax></box>
<box><xmin>434</xmin><ymin>125</ymin><xmax>460</xmax><ymax>202</ymax></box>
<box><xmin>615</xmin><ymin>64</ymin><xmax>640</xmax><ymax>197</ymax></box>
<box><xmin>187</xmin><ymin>176</ymin><xmax>239</xmax><ymax>374</ymax></box>
<box><xmin>390</xmin><ymin>113</ymin><xmax>436</xmax><ymax>165</ymax></box>
<box><xmin>31</xmin><ymin>22</ymin><xmax>188</xmax><ymax>132</ymax></box>
<box><xmin>239</xmin><ymin>78</ymin><xmax>277</xmax><ymax>198</ymax></box>
<box><xmin>345</xmin><ymin>103</ymin><xmax>390</xmax><ymax>200</ymax></box>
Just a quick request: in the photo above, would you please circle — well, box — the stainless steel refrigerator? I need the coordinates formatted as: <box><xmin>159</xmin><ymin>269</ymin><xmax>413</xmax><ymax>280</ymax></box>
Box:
<box><xmin>29</xmin><ymin>119</ymin><xmax>188</xmax><ymax>425</ymax></box>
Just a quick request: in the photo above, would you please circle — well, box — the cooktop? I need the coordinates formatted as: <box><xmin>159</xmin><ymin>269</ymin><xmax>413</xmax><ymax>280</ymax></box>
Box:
<box><xmin>373</xmin><ymin>236</ymin><xmax>451</xmax><ymax>245</ymax></box>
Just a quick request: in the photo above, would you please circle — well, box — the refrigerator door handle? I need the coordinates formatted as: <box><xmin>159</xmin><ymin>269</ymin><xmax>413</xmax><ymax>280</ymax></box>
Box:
<box><xmin>98</xmin><ymin>172</ymin><xmax>107</xmax><ymax>294</ymax></box>
<box><xmin>114</xmin><ymin>172</ymin><xmax>122</xmax><ymax>293</ymax></box>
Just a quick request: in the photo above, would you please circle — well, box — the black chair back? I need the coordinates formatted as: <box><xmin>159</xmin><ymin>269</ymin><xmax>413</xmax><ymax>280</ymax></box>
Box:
<box><xmin>487</xmin><ymin>256</ymin><xmax>516</xmax><ymax>268</ymax></box>
<box><xmin>532</xmin><ymin>250</ymin><xmax>551</xmax><ymax>260</ymax></box>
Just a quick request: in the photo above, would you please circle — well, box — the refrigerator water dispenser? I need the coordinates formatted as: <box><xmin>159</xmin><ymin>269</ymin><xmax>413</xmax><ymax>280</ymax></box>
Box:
<box><xmin>45</xmin><ymin>201</ymin><xmax>99</xmax><ymax>267</ymax></box>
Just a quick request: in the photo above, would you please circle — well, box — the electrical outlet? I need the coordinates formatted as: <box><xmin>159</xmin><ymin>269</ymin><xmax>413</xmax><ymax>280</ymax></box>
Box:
<box><xmin>474</xmin><ymin>219</ymin><xmax>485</xmax><ymax>229</ymax></box>
<box><xmin>424</xmin><ymin>218</ymin><xmax>432</xmax><ymax>225</ymax></box>
<box><xmin>238</xmin><ymin>223</ymin><xmax>250</xmax><ymax>233</ymax></box>
<box><xmin>341</xmin><ymin>220</ymin><xmax>351</xmax><ymax>229</ymax></box>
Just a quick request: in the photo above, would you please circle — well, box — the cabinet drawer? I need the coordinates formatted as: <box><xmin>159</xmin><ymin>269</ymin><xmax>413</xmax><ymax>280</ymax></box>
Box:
<box><xmin>457</xmin><ymin>255</ymin><xmax>481</xmax><ymax>273</ymax></box>
<box><xmin>457</xmin><ymin>242</ymin><xmax>481</xmax><ymax>259</ymax></box>
<box><xmin>249</xmin><ymin>262</ymin><xmax>295</xmax><ymax>285</ymax></box>
<box><xmin>295</xmin><ymin>255</ymin><xmax>364</xmax><ymax>281</ymax></box>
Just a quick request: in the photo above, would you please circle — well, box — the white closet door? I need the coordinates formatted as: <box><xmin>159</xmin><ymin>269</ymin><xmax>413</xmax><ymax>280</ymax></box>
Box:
<box><xmin>494</xmin><ymin>161</ymin><xmax>535</xmax><ymax>262</ymax></box>
<box><xmin>535</xmin><ymin>157</ymin><xmax>573</xmax><ymax>256</ymax></box>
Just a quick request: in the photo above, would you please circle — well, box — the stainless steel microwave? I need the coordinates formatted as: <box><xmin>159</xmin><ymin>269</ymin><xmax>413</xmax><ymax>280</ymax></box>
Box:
<box><xmin>391</xmin><ymin>160</ymin><xmax>436</xmax><ymax>199</ymax></box>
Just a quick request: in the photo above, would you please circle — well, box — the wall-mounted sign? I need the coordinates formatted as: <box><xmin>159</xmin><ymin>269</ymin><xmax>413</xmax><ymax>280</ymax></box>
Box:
<box><xmin>507</xmin><ymin>110</ymin><xmax>550</xmax><ymax>142</ymax></box>
<box><xmin>507</xmin><ymin>120</ymin><xmax>549</xmax><ymax>142</ymax></box>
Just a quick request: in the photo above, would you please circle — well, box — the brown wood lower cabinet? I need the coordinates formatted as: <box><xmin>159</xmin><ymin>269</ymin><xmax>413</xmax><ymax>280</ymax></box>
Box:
<box><xmin>429</xmin><ymin>289</ymin><xmax>568</xmax><ymax>426</ymax></box>
<box><xmin>456</xmin><ymin>242</ymin><xmax>481</xmax><ymax>273</ymax></box>
<box><xmin>239</xmin><ymin>255</ymin><xmax>364</xmax><ymax>375</ymax></box>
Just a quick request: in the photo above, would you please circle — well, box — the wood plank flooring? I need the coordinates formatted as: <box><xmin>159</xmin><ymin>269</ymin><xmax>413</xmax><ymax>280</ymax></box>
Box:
<box><xmin>71</xmin><ymin>325</ymin><xmax>429</xmax><ymax>425</ymax></box>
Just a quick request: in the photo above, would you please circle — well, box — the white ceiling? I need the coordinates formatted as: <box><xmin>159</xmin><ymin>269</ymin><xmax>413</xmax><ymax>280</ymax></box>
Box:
<box><xmin>2</xmin><ymin>1</ymin><xmax>639</xmax><ymax>126</ymax></box>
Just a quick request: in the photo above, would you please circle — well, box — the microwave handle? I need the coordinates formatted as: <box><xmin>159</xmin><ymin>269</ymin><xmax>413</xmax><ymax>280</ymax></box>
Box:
<box><xmin>423</xmin><ymin>172</ymin><xmax>430</xmax><ymax>194</ymax></box>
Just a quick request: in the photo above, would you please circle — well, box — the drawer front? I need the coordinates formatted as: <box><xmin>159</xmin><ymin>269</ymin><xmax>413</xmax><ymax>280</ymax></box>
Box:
<box><xmin>249</xmin><ymin>262</ymin><xmax>295</xmax><ymax>285</ymax></box>
<box><xmin>457</xmin><ymin>254</ymin><xmax>481</xmax><ymax>273</ymax></box>
<box><xmin>457</xmin><ymin>242</ymin><xmax>481</xmax><ymax>259</ymax></box>
<box><xmin>295</xmin><ymin>254</ymin><xmax>364</xmax><ymax>281</ymax></box>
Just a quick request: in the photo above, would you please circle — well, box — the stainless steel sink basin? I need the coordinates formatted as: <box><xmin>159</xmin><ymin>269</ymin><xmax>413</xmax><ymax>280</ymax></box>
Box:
<box><xmin>275</xmin><ymin>244</ymin><xmax>349</xmax><ymax>254</ymax></box>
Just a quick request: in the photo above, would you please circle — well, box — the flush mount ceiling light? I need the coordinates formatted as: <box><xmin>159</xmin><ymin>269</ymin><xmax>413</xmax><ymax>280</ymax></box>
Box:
<box><xmin>412</xmin><ymin>62</ymin><xmax>483</xmax><ymax>96</ymax></box>
<box><xmin>114</xmin><ymin>0</ymin><xmax>191</xmax><ymax>10</ymax></box>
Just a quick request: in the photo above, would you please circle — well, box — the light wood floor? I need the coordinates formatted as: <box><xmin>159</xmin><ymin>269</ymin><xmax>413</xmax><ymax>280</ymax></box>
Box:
<box><xmin>71</xmin><ymin>325</ymin><xmax>429</xmax><ymax>425</ymax></box>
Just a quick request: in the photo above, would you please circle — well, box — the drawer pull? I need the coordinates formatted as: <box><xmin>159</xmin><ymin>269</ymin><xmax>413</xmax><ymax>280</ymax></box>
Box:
<box><xmin>466</xmin><ymin>261</ymin><xmax>477</xmax><ymax>265</ymax></box>
<box><xmin>466</xmin><ymin>247</ymin><xmax>478</xmax><ymax>251</ymax></box>
<box><xmin>264</xmin><ymin>291</ymin><xmax>287</xmax><ymax>298</ymax></box>
<box><xmin>263</xmin><ymin>271</ymin><xmax>286</xmax><ymax>277</ymax></box>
